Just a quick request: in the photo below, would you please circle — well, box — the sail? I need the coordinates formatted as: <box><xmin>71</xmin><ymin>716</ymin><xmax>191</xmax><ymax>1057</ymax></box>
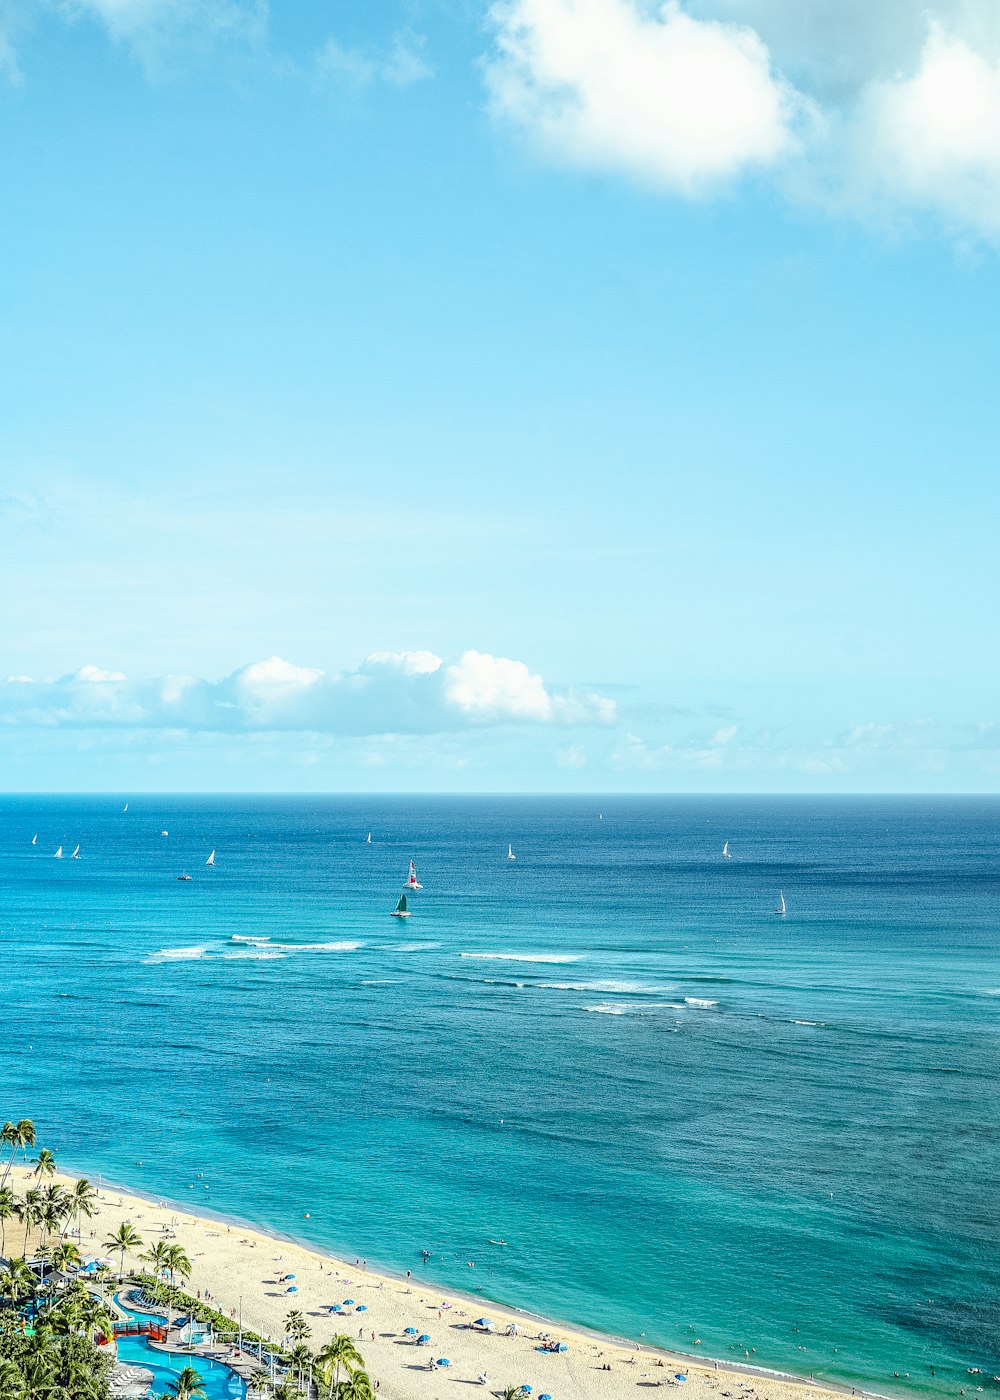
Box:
<box><xmin>722</xmin><ymin>841</ymin><xmax>730</xmax><ymax>858</ymax></box>
<box><xmin>397</xmin><ymin>893</ymin><xmax>407</xmax><ymax>912</ymax></box>
<box><xmin>776</xmin><ymin>890</ymin><xmax>786</xmax><ymax>915</ymax></box>
<box><xmin>507</xmin><ymin>844</ymin><xmax>515</xmax><ymax>860</ymax></box>
<box><xmin>71</xmin><ymin>845</ymin><xmax>80</xmax><ymax>859</ymax></box>
<box><xmin>407</xmin><ymin>861</ymin><xmax>422</xmax><ymax>889</ymax></box>
<box><xmin>366</xmin><ymin>832</ymin><xmax>372</xmax><ymax>843</ymax></box>
<box><xmin>31</xmin><ymin>835</ymin><xmax>37</xmax><ymax>845</ymax></box>
<box><xmin>54</xmin><ymin>846</ymin><xmax>63</xmax><ymax>858</ymax></box>
<box><xmin>206</xmin><ymin>850</ymin><xmax>216</xmax><ymax>867</ymax></box>
<box><xmin>123</xmin><ymin>803</ymin><xmax>128</xmax><ymax>812</ymax></box>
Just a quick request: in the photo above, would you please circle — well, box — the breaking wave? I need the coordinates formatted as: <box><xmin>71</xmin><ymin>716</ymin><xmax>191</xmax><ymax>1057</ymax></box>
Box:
<box><xmin>460</xmin><ymin>952</ymin><xmax>583</xmax><ymax>964</ymax></box>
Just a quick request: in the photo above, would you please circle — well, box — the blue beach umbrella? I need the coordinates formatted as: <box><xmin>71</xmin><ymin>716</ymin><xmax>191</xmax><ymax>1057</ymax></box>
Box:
<box><xmin>539</xmin><ymin>1392</ymin><xmax>552</xmax><ymax>1398</ymax></box>
<box><xmin>403</xmin><ymin>1328</ymin><xmax>416</xmax><ymax>1336</ymax></box>
<box><xmin>286</xmin><ymin>1275</ymin><xmax>295</xmax><ymax>1280</ymax></box>
<box><xmin>356</xmin><ymin>1305</ymin><xmax>367</xmax><ymax>1313</ymax></box>
<box><xmin>474</xmin><ymin>1318</ymin><xmax>492</xmax><ymax>1327</ymax></box>
<box><xmin>343</xmin><ymin>1299</ymin><xmax>355</xmax><ymax>1306</ymax></box>
<box><xmin>417</xmin><ymin>1335</ymin><xmax>431</xmax><ymax>1344</ymax></box>
<box><xmin>437</xmin><ymin>1359</ymin><xmax>451</xmax><ymax>1368</ymax></box>
<box><xmin>521</xmin><ymin>1387</ymin><xmax>532</xmax><ymax>1394</ymax></box>
<box><xmin>287</xmin><ymin>1286</ymin><xmax>298</xmax><ymax>1293</ymax></box>
<box><xmin>674</xmin><ymin>1376</ymin><xmax>688</xmax><ymax>1383</ymax></box>
<box><xmin>329</xmin><ymin>1306</ymin><xmax>342</xmax><ymax>1314</ymax></box>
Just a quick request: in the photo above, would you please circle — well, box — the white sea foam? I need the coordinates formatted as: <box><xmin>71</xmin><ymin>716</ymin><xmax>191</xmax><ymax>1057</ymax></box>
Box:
<box><xmin>538</xmin><ymin>980</ymin><xmax>675</xmax><ymax>994</ymax></box>
<box><xmin>460</xmin><ymin>952</ymin><xmax>582</xmax><ymax>964</ymax></box>
<box><xmin>393</xmin><ymin>942</ymin><xmax>441</xmax><ymax>952</ymax></box>
<box><xmin>585</xmin><ymin>1001</ymin><xmax>685</xmax><ymax>1016</ymax></box>
<box><xmin>147</xmin><ymin>945</ymin><xmax>210</xmax><ymax>962</ymax></box>
<box><xmin>793</xmin><ymin>1019</ymin><xmax>821</xmax><ymax>1026</ymax></box>
<box><xmin>683</xmin><ymin>997</ymin><xmax>719</xmax><ymax>1008</ymax></box>
<box><xmin>218</xmin><ymin>949</ymin><xmax>286</xmax><ymax>961</ymax></box>
<box><xmin>230</xmin><ymin>935</ymin><xmax>271</xmax><ymax>944</ymax></box>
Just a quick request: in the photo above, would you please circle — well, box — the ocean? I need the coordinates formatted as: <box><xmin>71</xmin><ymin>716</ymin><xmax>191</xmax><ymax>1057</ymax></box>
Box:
<box><xmin>2</xmin><ymin>794</ymin><xmax>998</xmax><ymax>1397</ymax></box>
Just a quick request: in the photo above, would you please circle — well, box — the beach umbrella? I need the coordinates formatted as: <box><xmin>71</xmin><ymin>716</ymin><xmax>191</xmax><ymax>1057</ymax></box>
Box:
<box><xmin>437</xmin><ymin>1359</ymin><xmax>451</xmax><ymax>1368</ymax></box>
<box><xmin>356</xmin><ymin>1305</ymin><xmax>367</xmax><ymax>1313</ymax></box>
<box><xmin>474</xmin><ymin>1318</ymin><xmax>492</xmax><ymax>1327</ymax></box>
<box><xmin>674</xmin><ymin>1376</ymin><xmax>688</xmax><ymax>1383</ymax></box>
<box><xmin>555</xmin><ymin>1344</ymin><xmax>568</xmax><ymax>1353</ymax></box>
<box><xmin>287</xmin><ymin>1286</ymin><xmax>298</xmax><ymax>1293</ymax></box>
<box><xmin>343</xmin><ymin>1299</ymin><xmax>355</xmax><ymax>1306</ymax></box>
<box><xmin>403</xmin><ymin>1328</ymin><xmax>416</xmax><ymax>1336</ymax></box>
<box><xmin>539</xmin><ymin>1392</ymin><xmax>552</xmax><ymax>1398</ymax></box>
<box><xmin>417</xmin><ymin>1335</ymin><xmax>431</xmax><ymax>1344</ymax></box>
<box><xmin>329</xmin><ymin>1306</ymin><xmax>342</xmax><ymax>1314</ymax></box>
<box><xmin>286</xmin><ymin>1275</ymin><xmax>295</xmax><ymax>1280</ymax></box>
<box><xmin>521</xmin><ymin>1387</ymin><xmax>532</xmax><ymax>1394</ymax></box>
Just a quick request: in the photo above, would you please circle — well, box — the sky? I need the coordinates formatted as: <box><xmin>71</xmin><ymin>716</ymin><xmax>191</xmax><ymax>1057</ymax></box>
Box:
<box><xmin>1</xmin><ymin>0</ymin><xmax>1000</xmax><ymax>793</ymax></box>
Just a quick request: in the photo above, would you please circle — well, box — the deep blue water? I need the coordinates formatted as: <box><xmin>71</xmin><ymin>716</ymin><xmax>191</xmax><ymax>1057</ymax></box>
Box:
<box><xmin>2</xmin><ymin>795</ymin><xmax>999</xmax><ymax>1398</ymax></box>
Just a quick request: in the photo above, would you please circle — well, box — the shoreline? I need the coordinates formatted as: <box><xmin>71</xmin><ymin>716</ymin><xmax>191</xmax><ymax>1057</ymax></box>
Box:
<box><xmin>10</xmin><ymin>1166</ymin><xmax>906</xmax><ymax>1400</ymax></box>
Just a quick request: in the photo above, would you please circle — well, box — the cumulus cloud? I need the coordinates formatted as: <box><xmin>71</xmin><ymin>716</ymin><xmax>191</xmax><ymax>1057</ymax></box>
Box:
<box><xmin>0</xmin><ymin>651</ymin><xmax>616</xmax><ymax>735</ymax></box>
<box><xmin>486</xmin><ymin>0</ymin><xmax>803</xmax><ymax>192</ymax></box>
<box><xmin>484</xmin><ymin>0</ymin><xmax>1000</xmax><ymax>237</ymax></box>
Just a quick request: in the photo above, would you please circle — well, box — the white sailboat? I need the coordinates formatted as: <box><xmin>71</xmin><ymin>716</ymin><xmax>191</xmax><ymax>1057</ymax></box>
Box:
<box><xmin>391</xmin><ymin>893</ymin><xmax>411</xmax><ymax>918</ymax></box>
<box><xmin>507</xmin><ymin>844</ymin><xmax>516</xmax><ymax>861</ymax></box>
<box><xmin>71</xmin><ymin>845</ymin><xmax>80</xmax><ymax>859</ymax></box>
<box><xmin>161</xmin><ymin>830</ymin><xmax>169</xmax><ymax>837</ymax></box>
<box><xmin>206</xmin><ymin>850</ymin><xmax>216</xmax><ymax>867</ymax></box>
<box><xmin>123</xmin><ymin>803</ymin><xmax>128</xmax><ymax>812</ymax></box>
<box><xmin>775</xmin><ymin>890</ymin><xmax>787</xmax><ymax>916</ymax></box>
<box><xmin>31</xmin><ymin>834</ymin><xmax>37</xmax><ymax>846</ymax></box>
<box><xmin>53</xmin><ymin>846</ymin><xmax>63</xmax><ymax>859</ymax></box>
<box><xmin>366</xmin><ymin>832</ymin><xmax>372</xmax><ymax>844</ymax></box>
<box><xmin>722</xmin><ymin>841</ymin><xmax>731</xmax><ymax>859</ymax></box>
<box><xmin>406</xmin><ymin>860</ymin><xmax>422</xmax><ymax>890</ymax></box>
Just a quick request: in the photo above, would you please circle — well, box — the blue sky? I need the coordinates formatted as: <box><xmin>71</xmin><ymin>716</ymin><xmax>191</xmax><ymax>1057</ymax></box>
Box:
<box><xmin>2</xmin><ymin>0</ymin><xmax>1000</xmax><ymax>792</ymax></box>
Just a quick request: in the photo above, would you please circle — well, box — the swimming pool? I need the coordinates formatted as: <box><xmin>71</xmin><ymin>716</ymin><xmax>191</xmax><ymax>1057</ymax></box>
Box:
<box><xmin>111</xmin><ymin>1295</ymin><xmax>246</xmax><ymax>1400</ymax></box>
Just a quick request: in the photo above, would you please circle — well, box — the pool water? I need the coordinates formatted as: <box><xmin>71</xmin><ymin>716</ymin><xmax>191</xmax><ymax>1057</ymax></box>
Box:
<box><xmin>111</xmin><ymin>1295</ymin><xmax>246</xmax><ymax>1400</ymax></box>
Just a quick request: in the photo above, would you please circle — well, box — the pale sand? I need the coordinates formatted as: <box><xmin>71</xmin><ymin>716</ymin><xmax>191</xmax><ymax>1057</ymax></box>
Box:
<box><xmin>10</xmin><ymin>1167</ymin><xmax>871</xmax><ymax>1400</ymax></box>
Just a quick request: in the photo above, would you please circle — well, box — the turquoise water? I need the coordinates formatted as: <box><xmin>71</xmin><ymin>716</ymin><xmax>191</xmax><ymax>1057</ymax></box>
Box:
<box><xmin>111</xmin><ymin>1294</ymin><xmax>246</xmax><ymax>1400</ymax></box>
<box><xmin>3</xmin><ymin>795</ymin><xmax>999</xmax><ymax>1398</ymax></box>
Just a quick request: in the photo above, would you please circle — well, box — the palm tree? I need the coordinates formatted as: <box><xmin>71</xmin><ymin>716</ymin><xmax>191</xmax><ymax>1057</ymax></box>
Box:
<box><xmin>141</xmin><ymin>1240</ymin><xmax>171</xmax><ymax>1277</ymax></box>
<box><xmin>0</xmin><ymin>1186</ymin><xmax>18</xmax><ymax>1256</ymax></box>
<box><xmin>164</xmin><ymin>1366</ymin><xmax>206</xmax><ymax>1400</ymax></box>
<box><xmin>0</xmin><ymin>1358</ymin><xmax>27</xmax><ymax>1400</ymax></box>
<box><xmin>67</xmin><ymin>1179</ymin><xmax>98</xmax><ymax>1243</ymax></box>
<box><xmin>284</xmin><ymin>1309</ymin><xmax>310</xmax><ymax>1342</ymax></box>
<box><xmin>331</xmin><ymin>1371</ymin><xmax>375</xmax><ymax>1400</ymax></box>
<box><xmin>0</xmin><ymin>1120</ymin><xmax>35</xmax><ymax>1189</ymax></box>
<box><xmin>103</xmin><ymin>1222</ymin><xmax>142</xmax><ymax>1282</ymax></box>
<box><xmin>0</xmin><ymin>1256</ymin><xmax>38</xmax><ymax>1304</ymax></box>
<box><xmin>315</xmin><ymin>1336</ymin><xmax>364</xmax><ymax>1396</ymax></box>
<box><xmin>287</xmin><ymin>1344</ymin><xmax>313</xmax><ymax>1393</ymax></box>
<box><xmin>32</xmin><ymin>1149</ymin><xmax>56</xmax><ymax>1184</ymax></box>
<box><xmin>50</xmin><ymin>1240</ymin><xmax>83</xmax><ymax>1274</ymax></box>
<box><xmin>20</xmin><ymin>1189</ymin><xmax>42</xmax><ymax>1255</ymax></box>
<box><xmin>501</xmin><ymin>1387</ymin><xmax>524</xmax><ymax>1400</ymax></box>
<box><xmin>39</xmin><ymin>1185</ymin><xmax>70</xmax><ymax>1247</ymax></box>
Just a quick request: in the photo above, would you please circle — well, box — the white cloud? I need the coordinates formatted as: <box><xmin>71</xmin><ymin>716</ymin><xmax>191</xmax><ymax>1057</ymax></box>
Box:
<box><xmin>0</xmin><ymin>650</ymin><xmax>616</xmax><ymax>735</ymax></box>
<box><xmin>484</xmin><ymin>0</ymin><xmax>1000</xmax><ymax>238</ymax></box>
<box><xmin>315</xmin><ymin>30</ymin><xmax>433</xmax><ymax>90</ymax></box>
<box><xmin>485</xmin><ymin>0</ymin><xmax>804</xmax><ymax>192</ymax></box>
<box><xmin>60</xmin><ymin>0</ymin><xmax>267</xmax><ymax>71</ymax></box>
<box><xmin>856</xmin><ymin>23</ymin><xmax>1000</xmax><ymax>234</ymax></box>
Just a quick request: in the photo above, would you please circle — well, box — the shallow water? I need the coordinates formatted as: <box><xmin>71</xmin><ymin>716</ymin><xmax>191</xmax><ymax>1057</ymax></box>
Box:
<box><xmin>3</xmin><ymin>795</ymin><xmax>999</xmax><ymax>1397</ymax></box>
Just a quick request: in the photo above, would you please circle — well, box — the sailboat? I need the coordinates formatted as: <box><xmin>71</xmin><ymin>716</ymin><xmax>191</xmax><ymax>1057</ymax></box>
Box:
<box><xmin>406</xmin><ymin>860</ymin><xmax>422</xmax><ymax>890</ymax></box>
<box><xmin>71</xmin><ymin>845</ymin><xmax>80</xmax><ymax>859</ymax></box>
<box><xmin>123</xmin><ymin>803</ymin><xmax>128</xmax><ymax>812</ymax></box>
<box><xmin>31</xmin><ymin>834</ymin><xmax>37</xmax><ymax>846</ymax></box>
<box><xmin>775</xmin><ymin>890</ymin><xmax>787</xmax><ymax>916</ymax></box>
<box><xmin>366</xmin><ymin>832</ymin><xmax>372</xmax><ymax>844</ymax></box>
<box><xmin>391</xmin><ymin>893</ymin><xmax>411</xmax><ymax>918</ymax></box>
<box><xmin>722</xmin><ymin>841</ymin><xmax>732</xmax><ymax>859</ymax></box>
<box><xmin>507</xmin><ymin>844</ymin><xmax>516</xmax><ymax>861</ymax></box>
<box><xmin>53</xmin><ymin>846</ymin><xmax>63</xmax><ymax>859</ymax></box>
<box><xmin>206</xmin><ymin>850</ymin><xmax>216</xmax><ymax>867</ymax></box>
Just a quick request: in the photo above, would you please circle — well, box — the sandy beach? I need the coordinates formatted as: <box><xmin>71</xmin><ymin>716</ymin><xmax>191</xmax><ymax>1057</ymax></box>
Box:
<box><xmin>9</xmin><ymin>1167</ymin><xmax>871</xmax><ymax>1400</ymax></box>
